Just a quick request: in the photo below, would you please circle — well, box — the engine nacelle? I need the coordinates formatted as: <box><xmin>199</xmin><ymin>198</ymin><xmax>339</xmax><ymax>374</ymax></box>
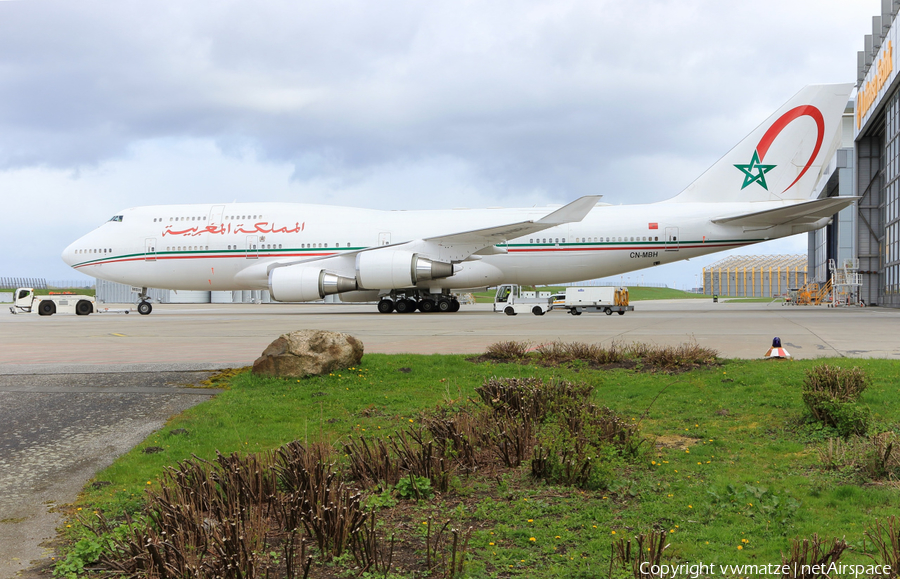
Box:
<box><xmin>356</xmin><ymin>251</ymin><xmax>453</xmax><ymax>289</ymax></box>
<box><xmin>269</xmin><ymin>266</ymin><xmax>357</xmax><ymax>302</ymax></box>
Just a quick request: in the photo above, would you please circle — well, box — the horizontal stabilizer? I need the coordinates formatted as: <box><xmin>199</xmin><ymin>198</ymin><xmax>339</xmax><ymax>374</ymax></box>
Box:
<box><xmin>711</xmin><ymin>197</ymin><xmax>858</xmax><ymax>227</ymax></box>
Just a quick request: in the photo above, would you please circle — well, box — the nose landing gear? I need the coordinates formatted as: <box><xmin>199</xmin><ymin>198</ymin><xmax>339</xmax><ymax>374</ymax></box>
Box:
<box><xmin>136</xmin><ymin>287</ymin><xmax>153</xmax><ymax>315</ymax></box>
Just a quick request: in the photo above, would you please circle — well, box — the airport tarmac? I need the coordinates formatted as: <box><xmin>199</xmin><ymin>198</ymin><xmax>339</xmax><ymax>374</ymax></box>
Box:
<box><xmin>2</xmin><ymin>299</ymin><xmax>900</xmax><ymax>371</ymax></box>
<box><xmin>1</xmin><ymin>298</ymin><xmax>898</xmax><ymax>575</ymax></box>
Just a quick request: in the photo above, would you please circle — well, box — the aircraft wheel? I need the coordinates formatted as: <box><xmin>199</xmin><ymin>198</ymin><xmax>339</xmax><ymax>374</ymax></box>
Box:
<box><xmin>38</xmin><ymin>301</ymin><xmax>56</xmax><ymax>316</ymax></box>
<box><xmin>377</xmin><ymin>299</ymin><xmax>394</xmax><ymax>314</ymax></box>
<box><xmin>395</xmin><ymin>299</ymin><xmax>411</xmax><ymax>313</ymax></box>
<box><xmin>605</xmin><ymin>308</ymin><xmax>613</xmax><ymax>316</ymax></box>
<box><xmin>419</xmin><ymin>299</ymin><xmax>436</xmax><ymax>313</ymax></box>
<box><xmin>138</xmin><ymin>301</ymin><xmax>153</xmax><ymax>315</ymax></box>
<box><xmin>449</xmin><ymin>299</ymin><xmax>460</xmax><ymax>312</ymax></box>
<box><xmin>532</xmin><ymin>306</ymin><xmax>544</xmax><ymax>316</ymax></box>
<box><xmin>504</xmin><ymin>306</ymin><xmax>517</xmax><ymax>316</ymax></box>
<box><xmin>438</xmin><ymin>299</ymin><xmax>452</xmax><ymax>312</ymax></box>
<box><xmin>617</xmin><ymin>310</ymin><xmax>625</xmax><ymax>315</ymax></box>
<box><xmin>75</xmin><ymin>300</ymin><xmax>93</xmax><ymax>316</ymax></box>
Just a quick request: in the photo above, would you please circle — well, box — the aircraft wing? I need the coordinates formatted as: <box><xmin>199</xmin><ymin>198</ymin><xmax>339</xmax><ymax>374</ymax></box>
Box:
<box><xmin>424</xmin><ymin>195</ymin><xmax>602</xmax><ymax>245</ymax></box>
<box><xmin>711</xmin><ymin>197</ymin><xmax>858</xmax><ymax>227</ymax></box>
<box><xmin>235</xmin><ymin>196</ymin><xmax>602</xmax><ymax>285</ymax></box>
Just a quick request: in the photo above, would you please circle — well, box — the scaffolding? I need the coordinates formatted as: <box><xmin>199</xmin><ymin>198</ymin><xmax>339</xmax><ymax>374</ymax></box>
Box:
<box><xmin>829</xmin><ymin>258</ymin><xmax>863</xmax><ymax>307</ymax></box>
<box><xmin>702</xmin><ymin>255</ymin><xmax>807</xmax><ymax>297</ymax></box>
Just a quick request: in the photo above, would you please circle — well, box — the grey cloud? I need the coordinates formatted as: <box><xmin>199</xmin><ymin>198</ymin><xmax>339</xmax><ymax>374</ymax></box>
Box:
<box><xmin>0</xmin><ymin>0</ymin><xmax>870</xmax><ymax>204</ymax></box>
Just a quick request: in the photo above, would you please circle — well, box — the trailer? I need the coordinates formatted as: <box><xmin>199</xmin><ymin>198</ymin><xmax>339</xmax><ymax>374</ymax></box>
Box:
<box><xmin>493</xmin><ymin>284</ymin><xmax>634</xmax><ymax>316</ymax></box>
<box><xmin>9</xmin><ymin>288</ymin><xmax>97</xmax><ymax>316</ymax></box>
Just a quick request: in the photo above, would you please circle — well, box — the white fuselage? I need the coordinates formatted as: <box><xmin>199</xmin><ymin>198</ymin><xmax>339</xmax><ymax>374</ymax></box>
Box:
<box><xmin>62</xmin><ymin>200</ymin><xmax>816</xmax><ymax>294</ymax></box>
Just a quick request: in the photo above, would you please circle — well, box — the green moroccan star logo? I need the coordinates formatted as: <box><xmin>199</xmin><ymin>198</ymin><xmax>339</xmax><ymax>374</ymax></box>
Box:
<box><xmin>734</xmin><ymin>150</ymin><xmax>776</xmax><ymax>190</ymax></box>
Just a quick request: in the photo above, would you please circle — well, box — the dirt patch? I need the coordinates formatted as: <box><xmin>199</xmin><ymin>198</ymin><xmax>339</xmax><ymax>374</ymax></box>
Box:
<box><xmin>654</xmin><ymin>435</ymin><xmax>700</xmax><ymax>450</ymax></box>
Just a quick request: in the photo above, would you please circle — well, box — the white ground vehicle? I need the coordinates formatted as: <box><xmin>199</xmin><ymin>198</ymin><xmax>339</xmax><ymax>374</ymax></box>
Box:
<box><xmin>9</xmin><ymin>288</ymin><xmax>97</xmax><ymax>316</ymax></box>
<box><xmin>493</xmin><ymin>284</ymin><xmax>634</xmax><ymax>316</ymax></box>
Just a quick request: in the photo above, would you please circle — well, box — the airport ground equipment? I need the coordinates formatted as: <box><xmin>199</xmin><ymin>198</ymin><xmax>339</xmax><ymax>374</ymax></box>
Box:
<box><xmin>828</xmin><ymin>258</ymin><xmax>862</xmax><ymax>307</ymax></box>
<box><xmin>783</xmin><ymin>259</ymin><xmax>863</xmax><ymax>307</ymax></box>
<box><xmin>493</xmin><ymin>284</ymin><xmax>633</xmax><ymax>316</ymax></box>
<box><xmin>9</xmin><ymin>288</ymin><xmax>96</xmax><ymax>316</ymax></box>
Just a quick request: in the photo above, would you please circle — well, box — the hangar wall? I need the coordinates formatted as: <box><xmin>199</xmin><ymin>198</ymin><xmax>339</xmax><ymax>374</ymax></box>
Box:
<box><xmin>851</xmin><ymin>0</ymin><xmax>900</xmax><ymax>307</ymax></box>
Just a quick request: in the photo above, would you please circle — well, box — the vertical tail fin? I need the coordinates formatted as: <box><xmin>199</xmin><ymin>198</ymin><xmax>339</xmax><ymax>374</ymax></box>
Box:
<box><xmin>669</xmin><ymin>84</ymin><xmax>853</xmax><ymax>203</ymax></box>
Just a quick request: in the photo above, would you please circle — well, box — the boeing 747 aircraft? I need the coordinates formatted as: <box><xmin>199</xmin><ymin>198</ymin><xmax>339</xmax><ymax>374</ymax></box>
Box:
<box><xmin>63</xmin><ymin>84</ymin><xmax>856</xmax><ymax>315</ymax></box>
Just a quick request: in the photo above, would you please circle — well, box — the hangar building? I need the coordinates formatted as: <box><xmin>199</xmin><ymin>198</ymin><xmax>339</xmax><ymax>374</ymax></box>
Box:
<box><xmin>811</xmin><ymin>0</ymin><xmax>900</xmax><ymax>308</ymax></box>
<box><xmin>703</xmin><ymin>255</ymin><xmax>807</xmax><ymax>298</ymax></box>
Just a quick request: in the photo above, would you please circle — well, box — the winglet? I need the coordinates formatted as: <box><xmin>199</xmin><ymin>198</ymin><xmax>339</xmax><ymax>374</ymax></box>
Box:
<box><xmin>537</xmin><ymin>195</ymin><xmax>602</xmax><ymax>224</ymax></box>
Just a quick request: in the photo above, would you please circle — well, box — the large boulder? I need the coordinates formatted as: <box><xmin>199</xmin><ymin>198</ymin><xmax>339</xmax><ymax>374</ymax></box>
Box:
<box><xmin>252</xmin><ymin>330</ymin><xmax>364</xmax><ymax>377</ymax></box>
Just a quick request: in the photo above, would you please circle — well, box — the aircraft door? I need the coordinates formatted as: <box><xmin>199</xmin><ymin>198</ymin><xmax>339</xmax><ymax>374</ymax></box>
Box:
<box><xmin>665</xmin><ymin>227</ymin><xmax>679</xmax><ymax>252</ymax></box>
<box><xmin>208</xmin><ymin>205</ymin><xmax>225</xmax><ymax>227</ymax></box>
<box><xmin>246</xmin><ymin>235</ymin><xmax>259</xmax><ymax>259</ymax></box>
<box><xmin>144</xmin><ymin>238</ymin><xmax>157</xmax><ymax>261</ymax></box>
<box><xmin>378</xmin><ymin>232</ymin><xmax>391</xmax><ymax>246</ymax></box>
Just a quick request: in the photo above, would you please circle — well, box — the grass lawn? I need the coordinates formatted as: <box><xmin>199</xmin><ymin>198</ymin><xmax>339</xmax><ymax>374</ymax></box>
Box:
<box><xmin>65</xmin><ymin>352</ymin><xmax>900</xmax><ymax>577</ymax></box>
<box><xmin>34</xmin><ymin>287</ymin><xmax>96</xmax><ymax>297</ymax></box>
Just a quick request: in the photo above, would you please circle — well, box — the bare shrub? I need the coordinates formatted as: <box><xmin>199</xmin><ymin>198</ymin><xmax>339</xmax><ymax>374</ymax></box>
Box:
<box><xmin>533</xmin><ymin>341</ymin><xmax>574</xmax><ymax>365</ymax></box>
<box><xmin>623</xmin><ymin>341</ymin><xmax>718</xmax><ymax>369</ymax></box>
<box><xmin>484</xmin><ymin>340</ymin><xmax>530</xmax><ymax>360</ymax></box>
<box><xmin>817</xmin><ymin>437</ymin><xmax>851</xmax><ymax>471</ymax></box>
<box><xmin>342</xmin><ymin>435</ymin><xmax>401</xmax><ymax>488</ymax></box>
<box><xmin>817</xmin><ymin>432</ymin><xmax>900</xmax><ymax>481</ymax></box>
<box><xmin>608</xmin><ymin>529</ymin><xmax>670</xmax><ymax>579</ymax></box>
<box><xmin>865</xmin><ymin>516</ymin><xmax>900</xmax><ymax>579</ymax></box>
<box><xmin>780</xmin><ymin>534</ymin><xmax>849</xmax><ymax>579</ymax></box>
<box><xmin>475</xmin><ymin>376</ymin><xmax>593</xmax><ymax>423</ymax></box>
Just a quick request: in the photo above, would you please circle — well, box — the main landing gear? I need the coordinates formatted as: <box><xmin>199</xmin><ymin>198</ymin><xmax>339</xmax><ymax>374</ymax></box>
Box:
<box><xmin>136</xmin><ymin>287</ymin><xmax>153</xmax><ymax>316</ymax></box>
<box><xmin>377</xmin><ymin>291</ymin><xmax>461</xmax><ymax>314</ymax></box>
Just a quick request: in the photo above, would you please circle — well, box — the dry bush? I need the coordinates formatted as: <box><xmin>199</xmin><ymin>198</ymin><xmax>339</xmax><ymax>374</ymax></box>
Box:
<box><xmin>483</xmin><ymin>340</ymin><xmax>530</xmax><ymax>360</ymax></box>
<box><xmin>803</xmin><ymin>365</ymin><xmax>871</xmax><ymax>402</ymax></box>
<box><xmin>423</xmin><ymin>407</ymin><xmax>492</xmax><ymax>471</ymax></box>
<box><xmin>482</xmin><ymin>339</ymin><xmax>718</xmax><ymax>370</ymax></box>
<box><xmin>533</xmin><ymin>341</ymin><xmax>574</xmax><ymax>365</ymax></box>
<box><xmin>865</xmin><ymin>516</ymin><xmax>900</xmax><ymax>579</ymax></box>
<box><xmin>623</xmin><ymin>341</ymin><xmax>718</xmax><ymax>369</ymax></box>
<box><xmin>343</xmin><ymin>435</ymin><xmax>402</xmax><ymax>488</ymax></box>
<box><xmin>780</xmin><ymin>534</ymin><xmax>849</xmax><ymax>579</ymax></box>
<box><xmin>475</xmin><ymin>376</ymin><xmax>593</xmax><ymax>423</ymax></box>
<box><xmin>342</xmin><ymin>428</ymin><xmax>454</xmax><ymax>493</ymax></box>
<box><xmin>608</xmin><ymin>529</ymin><xmax>669</xmax><ymax>579</ymax></box>
<box><xmin>818</xmin><ymin>432</ymin><xmax>900</xmax><ymax>480</ymax></box>
<box><xmin>90</xmin><ymin>443</ymin><xmax>382</xmax><ymax>577</ymax></box>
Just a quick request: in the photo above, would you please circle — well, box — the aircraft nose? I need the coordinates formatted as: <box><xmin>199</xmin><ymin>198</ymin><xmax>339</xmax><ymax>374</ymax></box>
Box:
<box><xmin>61</xmin><ymin>240</ymin><xmax>78</xmax><ymax>267</ymax></box>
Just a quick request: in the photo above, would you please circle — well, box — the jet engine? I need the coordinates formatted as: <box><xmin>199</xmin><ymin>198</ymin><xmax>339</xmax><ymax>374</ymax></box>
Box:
<box><xmin>355</xmin><ymin>251</ymin><xmax>454</xmax><ymax>289</ymax></box>
<box><xmin>269</xmin><ymin>265</ymin><xmax>357</xmax><ymax>302</ymax></box>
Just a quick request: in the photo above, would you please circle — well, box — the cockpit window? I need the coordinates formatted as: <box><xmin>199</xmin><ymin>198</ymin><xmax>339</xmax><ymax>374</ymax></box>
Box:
<box><xmin>108</xmin><ymin>215</ymin><xmax>123</xmax><ymax>222</ymax></box>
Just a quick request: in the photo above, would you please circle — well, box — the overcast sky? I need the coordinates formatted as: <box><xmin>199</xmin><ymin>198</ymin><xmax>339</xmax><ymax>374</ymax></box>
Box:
<box><xmin>0</xmin><ymin>0</ymin><xmax>881</xmax><ymax>288</ymax></box>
